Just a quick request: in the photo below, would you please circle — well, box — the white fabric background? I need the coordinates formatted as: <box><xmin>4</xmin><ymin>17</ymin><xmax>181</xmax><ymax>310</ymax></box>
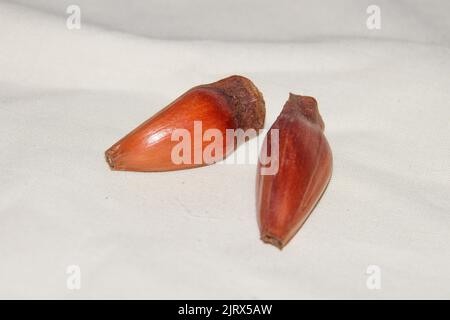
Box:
<box><xmin>0</xmin><ymin>0</ymin><xmax>449</xmax><ymax>299</ymax></box>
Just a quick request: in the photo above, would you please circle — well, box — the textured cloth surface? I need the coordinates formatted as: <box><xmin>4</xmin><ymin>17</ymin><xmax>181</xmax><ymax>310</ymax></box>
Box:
<box><xmin>0</xmin><ymin>1</ymin><xmax>449</xmax><ymax>298</ymax></box>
